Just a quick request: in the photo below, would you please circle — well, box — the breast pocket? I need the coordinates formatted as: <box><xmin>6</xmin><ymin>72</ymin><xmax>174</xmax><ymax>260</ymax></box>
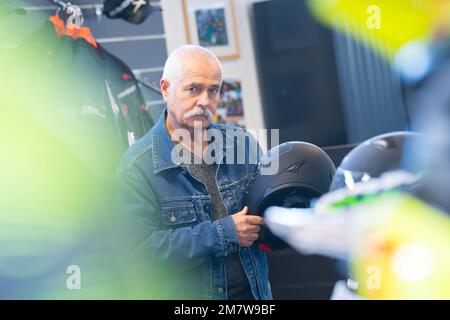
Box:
<box><xmin>160</xmin><ymin>202</ymin><xmax>197</xmax><ymax>228</ymax></box>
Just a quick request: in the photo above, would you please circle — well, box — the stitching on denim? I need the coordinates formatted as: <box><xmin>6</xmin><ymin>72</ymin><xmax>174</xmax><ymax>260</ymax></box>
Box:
<box><xmin>130</xmin><ymin>145</ymin><xmax>153</xmax><ymax>165</ymax></box>
<box><xmin>218</xmin><ymin>174</ymin><xmax>250</xmax><ymax>192</ymax></box>
<box><xmin>215</xmin><ymin>220</ymin><xmax>227</xmax><ymax>257</ymax></box>
<box><xmin>159</xmin><ymin>195</ymin><xmax>210</xmax><ymax>201</ymax></box>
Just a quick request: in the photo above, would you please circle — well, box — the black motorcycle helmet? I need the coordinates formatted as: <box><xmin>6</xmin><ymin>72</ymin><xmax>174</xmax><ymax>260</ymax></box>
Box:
<box><xmin>407</xmin><ymin>59</ymin><xmax>450</xmax><ymax>214</ymax></box>
<box><xmin>103</xmin><ymin>0</ymin><xmax>159</xmax><ymax>24</ymax></box>
<box><xmin>246</xmin><ymin>141</ymin><xmax>336</xmax><ymax>250</ymax></box>
<box><xmin>329</xmin><ymin>131</ymin><xmax>427</xmax><ymax>193</ymax></box>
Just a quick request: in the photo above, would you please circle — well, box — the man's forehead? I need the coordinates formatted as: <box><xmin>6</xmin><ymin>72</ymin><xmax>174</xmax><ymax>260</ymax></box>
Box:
<box><xmin>180</xmin><ymin>68</ymin><xmax>222</xmax><ymax>85</ymax></box>
<box><xmin>182</xmin><ymin>77</ymin><xmax>222</xmax><ymax>85</ymax></box>
<box><xmin>183</xmin><ymin>82</ymin><xmax>222</xmax><ymax>88</ymax></box>
<box><xmin>182</xmin><ymin>53</ymin><xmax>221</xmax><ymax>70</ymax></box>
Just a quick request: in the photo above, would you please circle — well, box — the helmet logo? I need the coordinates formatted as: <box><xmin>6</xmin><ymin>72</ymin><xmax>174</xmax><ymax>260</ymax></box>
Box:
<box><xmin>285</xmin><ymin>160</ymin><xmax>306</xmax><ymax>175</ymax></box>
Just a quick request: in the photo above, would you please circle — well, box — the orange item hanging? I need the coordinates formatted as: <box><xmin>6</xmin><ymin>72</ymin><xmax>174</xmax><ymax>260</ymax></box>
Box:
<box><xmin>49</xmin><ymin>15</ymin><xmax>98</xmax><ymax>49</ymax></box>
<box><xmin>49</xmin><ymin>15</ymin><xmax>65</xmax><ymax>36</ymax></box>
<box><xmin>66</xmin><ymin>23</ymin><xmax>98</xmax><ymax>48</ymax></box>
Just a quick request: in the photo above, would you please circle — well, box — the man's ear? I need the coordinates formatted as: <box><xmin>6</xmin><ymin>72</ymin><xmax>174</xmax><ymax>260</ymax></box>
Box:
<box><xmin>160</xmin><ymin>79</ymin><xmax>170</xmax><ymax>102</ymax></box>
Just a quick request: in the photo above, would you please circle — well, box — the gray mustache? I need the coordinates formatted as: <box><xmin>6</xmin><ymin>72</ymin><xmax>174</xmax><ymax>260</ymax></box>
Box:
<box><xmin>183</xmin><ymin>108</ymin><xmax>214</xmax><ymax>122</ymax></box>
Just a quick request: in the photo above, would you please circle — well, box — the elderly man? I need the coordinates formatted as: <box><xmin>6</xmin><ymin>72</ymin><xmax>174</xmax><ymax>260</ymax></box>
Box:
<box><xmin>116</xmin><ymin>45</ymin><xmax>272</xmax><ymax>300</ymax></box>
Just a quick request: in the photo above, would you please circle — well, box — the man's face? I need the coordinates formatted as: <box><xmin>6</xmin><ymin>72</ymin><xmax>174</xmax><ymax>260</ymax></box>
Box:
<box><xmin>161</xmin><ymin>55</ymin><xmax>222</xmax><ymax>132</ymax></box>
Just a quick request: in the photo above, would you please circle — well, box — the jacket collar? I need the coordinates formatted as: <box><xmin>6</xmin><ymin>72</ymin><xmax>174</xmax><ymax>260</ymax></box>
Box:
<box><xmin>152</xmin><ymin>108</ymin><xmax>179</xmax><ymax>174</ymax></box>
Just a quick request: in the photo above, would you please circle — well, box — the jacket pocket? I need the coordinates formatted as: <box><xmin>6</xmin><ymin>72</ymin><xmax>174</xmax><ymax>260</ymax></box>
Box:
<box><xmin>160</xmin><ymin>202</ymin><xmax>197</xmax><ymax>226</ymax></box>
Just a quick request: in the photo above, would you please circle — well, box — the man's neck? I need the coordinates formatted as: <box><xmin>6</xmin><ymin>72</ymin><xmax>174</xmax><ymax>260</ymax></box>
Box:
<box><xmin>166</xmin><ymin>115</ymin><xmax>208</xmax><ymax>159</ymax></box>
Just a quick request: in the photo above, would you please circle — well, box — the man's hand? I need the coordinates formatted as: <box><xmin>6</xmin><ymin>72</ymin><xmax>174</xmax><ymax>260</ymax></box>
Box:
<box><xmin>231</xmin><ymin>206</ymin><xmax>264</xmax><ymax>248</ymax></box>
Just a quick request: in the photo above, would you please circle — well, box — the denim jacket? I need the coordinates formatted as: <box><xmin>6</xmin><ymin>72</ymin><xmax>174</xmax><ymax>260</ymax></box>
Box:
<box><xmin>116</xmin><ymin>109</ymin><xmax>272</xmax><ymax>300</ymax></box>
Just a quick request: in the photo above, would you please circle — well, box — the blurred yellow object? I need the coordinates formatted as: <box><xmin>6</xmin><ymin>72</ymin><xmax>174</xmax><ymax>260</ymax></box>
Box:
<box><xmin>351</xmin><ymin>193</ymin><xmax>450</xmax><ymax>299</ymax></box>
<box><xmin>307</xmin><ymin>0</ymin><xmax>450</xmax><ymax>61</ymax></box>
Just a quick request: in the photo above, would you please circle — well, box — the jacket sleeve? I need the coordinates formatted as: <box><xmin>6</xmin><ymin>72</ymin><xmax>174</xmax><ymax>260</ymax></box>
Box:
<box><xmin>115</xmin><ymin>163</ymin><xmax>241</xmax><ymax>269</ymax></box>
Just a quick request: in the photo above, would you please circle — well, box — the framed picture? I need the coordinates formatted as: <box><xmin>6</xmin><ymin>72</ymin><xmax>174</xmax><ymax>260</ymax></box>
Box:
<box><xmin>182</xmin><ymin>0</ymin><xmax>240</xmax><ymax>60</ymax></box>
<box><xmin>215</xmin><ymin>79</ymin><xmax>245</xmax><ymax>127</ymax></box>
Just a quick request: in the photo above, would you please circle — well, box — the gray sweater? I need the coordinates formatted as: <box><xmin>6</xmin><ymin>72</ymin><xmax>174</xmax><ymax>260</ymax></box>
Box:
<box><xmin>179</xmin><ymin>143</ymin><xmax>253</xmax><ymax>300</ymax></box>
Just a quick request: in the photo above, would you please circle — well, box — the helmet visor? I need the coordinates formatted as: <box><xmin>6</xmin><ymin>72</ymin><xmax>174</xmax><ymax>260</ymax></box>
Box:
<box><xmin>329</xmin><ymin>168</ymin><xmax>376</xmax><ymax>192</ymax></box>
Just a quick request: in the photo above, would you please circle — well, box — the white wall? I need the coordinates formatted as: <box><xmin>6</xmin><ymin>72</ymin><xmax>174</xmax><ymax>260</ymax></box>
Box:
<box><xmin>161</xmin><ymin>0</ymin><xmax>267</xmax><ymax>149</ymax></box>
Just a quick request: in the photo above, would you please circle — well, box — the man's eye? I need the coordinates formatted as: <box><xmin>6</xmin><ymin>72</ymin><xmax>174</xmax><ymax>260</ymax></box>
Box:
<box><xmin>209</xmin><ymin>88</ymin><xmax>219</xmax><ymax>95</ymax></box>
<box><xmin>188</xmin><ymin>87</ymin><xmax>200</xmax><ymax>93</ymax></box>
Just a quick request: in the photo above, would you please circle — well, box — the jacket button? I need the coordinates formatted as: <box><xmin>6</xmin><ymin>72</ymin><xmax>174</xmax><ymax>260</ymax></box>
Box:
<box><xmin>170</xmin><ymin>215</ymin><xmax>176</xmax><ymax>222</ymax></box>
<box><xmin>217</xmin><ymin>287</ymin><xmax>224</xmax><ymax>294</ymax></box>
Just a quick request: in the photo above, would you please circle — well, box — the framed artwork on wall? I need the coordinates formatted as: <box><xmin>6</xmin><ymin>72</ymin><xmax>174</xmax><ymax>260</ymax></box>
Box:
<box><xmin>182</xmin><ymin>0</ymin><xmax>240</xmax><ymax>60</ymax></box>
<box><xmin>216</xmin><ymin>79</ymin><xmax>245</xmax><ymax>127</ymax></box>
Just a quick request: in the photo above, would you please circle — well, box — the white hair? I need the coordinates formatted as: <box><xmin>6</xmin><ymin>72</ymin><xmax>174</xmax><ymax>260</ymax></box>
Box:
<box><xmin>161</xmin><ymin>45</ymin><xmax>223</xmax><ymax>85</ymax></box>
